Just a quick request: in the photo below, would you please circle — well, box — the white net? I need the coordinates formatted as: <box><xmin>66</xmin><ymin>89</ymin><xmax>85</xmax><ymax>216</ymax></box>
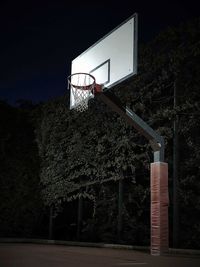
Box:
<box><xmin>71</xmin><ymin>87</ymin><xmax>93</xmax><ymax>112</ymax></box>
<box><xmin>68</xmin><ymin>73</ymin><xmax>96</xmax><ymax>112</ymax></box>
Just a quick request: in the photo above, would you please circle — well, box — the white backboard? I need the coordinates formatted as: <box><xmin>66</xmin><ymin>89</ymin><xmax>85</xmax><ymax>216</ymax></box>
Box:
<box><xmin>69</xmin><ymin>13</ymin><xmax>138</xmax><ymax>110</ymax></box>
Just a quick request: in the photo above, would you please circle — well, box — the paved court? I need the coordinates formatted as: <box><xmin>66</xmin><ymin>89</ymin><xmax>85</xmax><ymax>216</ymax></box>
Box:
<box><xmin>0</xmin><ymin>243</ymin><xmax>200</xmax><ymax>267</ymax></box>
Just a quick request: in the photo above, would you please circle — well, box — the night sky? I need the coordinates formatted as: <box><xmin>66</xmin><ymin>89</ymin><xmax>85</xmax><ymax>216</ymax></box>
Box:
<box><xmin>0</xmin><ymin>0</ymin><xmax>199</xmax><ymax>105</ymax></box>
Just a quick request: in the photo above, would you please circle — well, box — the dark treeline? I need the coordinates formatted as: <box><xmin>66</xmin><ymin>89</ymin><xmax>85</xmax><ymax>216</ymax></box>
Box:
<box><xmin>0</xmin><ymin>18</ymin><xmax>200</xmax><ymax>249</ymax></box>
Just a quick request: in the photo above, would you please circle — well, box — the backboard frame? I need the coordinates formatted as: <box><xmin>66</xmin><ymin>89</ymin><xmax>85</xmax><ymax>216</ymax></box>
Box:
<box><xmin>69</xmin><ymin>13</ymin><xmax>138</xmax><ymax>110</ymax></box>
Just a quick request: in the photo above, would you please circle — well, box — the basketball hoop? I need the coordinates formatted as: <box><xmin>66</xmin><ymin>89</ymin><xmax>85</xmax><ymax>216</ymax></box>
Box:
<box><xmin>68</xmin><ymin>73</ymin><xmax>97</xmax><ymax>112</ymax></box>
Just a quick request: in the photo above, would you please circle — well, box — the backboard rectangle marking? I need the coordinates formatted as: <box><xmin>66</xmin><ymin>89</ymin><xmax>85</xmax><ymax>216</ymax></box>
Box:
<box><xmin>90</xmin><ymin>59</ymin><xmax>110</xmax><ymax>86</ymax></box>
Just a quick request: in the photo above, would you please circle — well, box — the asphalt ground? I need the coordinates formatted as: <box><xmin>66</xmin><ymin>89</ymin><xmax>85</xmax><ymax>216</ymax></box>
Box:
<box><xmin>0</xmin><ymin>243</ymin><xmax>200</xmax><ymax>267</ymax></box>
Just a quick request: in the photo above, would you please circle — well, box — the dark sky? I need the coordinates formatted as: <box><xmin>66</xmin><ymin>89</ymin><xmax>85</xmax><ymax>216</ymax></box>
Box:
<box><xmin>0</xmin><ymin>0</ymin><xmax>199</xmax><ymax>105</ymax></box>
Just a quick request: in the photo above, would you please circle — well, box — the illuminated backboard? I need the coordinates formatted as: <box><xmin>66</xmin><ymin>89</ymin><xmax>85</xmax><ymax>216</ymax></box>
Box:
<box><xmin>69</xmin><ymin>13</ymin><xmax>138</xmax><ymax>110</ymax></box>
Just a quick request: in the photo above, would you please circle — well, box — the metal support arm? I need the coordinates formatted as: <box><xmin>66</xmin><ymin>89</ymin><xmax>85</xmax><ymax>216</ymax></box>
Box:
<box><xmin>96</xmin><ymin>91</ymin><xmax>164</xmax><ymax>162</ymax></box>
<box><xmin>96</xmin><ymin>90</ymin><xmax>169</xmax><ymax>255</ymax></box>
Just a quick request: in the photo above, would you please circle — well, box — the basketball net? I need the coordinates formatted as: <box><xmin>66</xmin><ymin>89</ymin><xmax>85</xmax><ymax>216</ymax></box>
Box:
<box><xmin>68</xmin><ymin>73</ymin><xmax>96</xmax><ymax>112</ymax></box>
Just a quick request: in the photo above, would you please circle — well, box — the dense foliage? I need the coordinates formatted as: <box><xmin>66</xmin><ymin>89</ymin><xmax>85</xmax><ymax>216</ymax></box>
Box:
<box><xmin>0</xmin><ymin>101</ymin><xmax>46</xmax><ymax>238</ymax></box>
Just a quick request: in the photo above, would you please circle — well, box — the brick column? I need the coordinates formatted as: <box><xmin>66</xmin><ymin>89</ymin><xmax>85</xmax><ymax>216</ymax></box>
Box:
<box><xmin>151</xmin><ymin>162</ymin><xmax>169</xmax><ymax>255</ymax></box>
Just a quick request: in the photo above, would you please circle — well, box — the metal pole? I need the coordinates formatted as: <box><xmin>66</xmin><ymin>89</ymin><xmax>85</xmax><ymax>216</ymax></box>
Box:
<box><xmin>173</xmin><ymin>81</ymin><xmax>179</xmax><ymax>248</ymax></box>
<box><xmin>77</xmin><ymin>194</ymin><xmax>83</xmax><ymax>241</ymax></box>
<box><xmin>118</xmin><ymin>178</ymin><xmax>123</xmax><ymax>242</ymax></box>
<box><xmin>48</xmin><ymin>206</ymin><xmax>53</xmax><ymax>240</ymax></box>
<box><xmin>96</xmin><ymin>91</ymin><xmax>169</xmax><ymax>255</ymax></box>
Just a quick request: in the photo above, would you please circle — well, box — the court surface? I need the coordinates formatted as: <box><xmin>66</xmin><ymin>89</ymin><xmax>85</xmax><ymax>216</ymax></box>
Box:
<box><xmin>0</xmin><ymin>243</ymin><xmax>200</xmax><ymax>267</ymax></box>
